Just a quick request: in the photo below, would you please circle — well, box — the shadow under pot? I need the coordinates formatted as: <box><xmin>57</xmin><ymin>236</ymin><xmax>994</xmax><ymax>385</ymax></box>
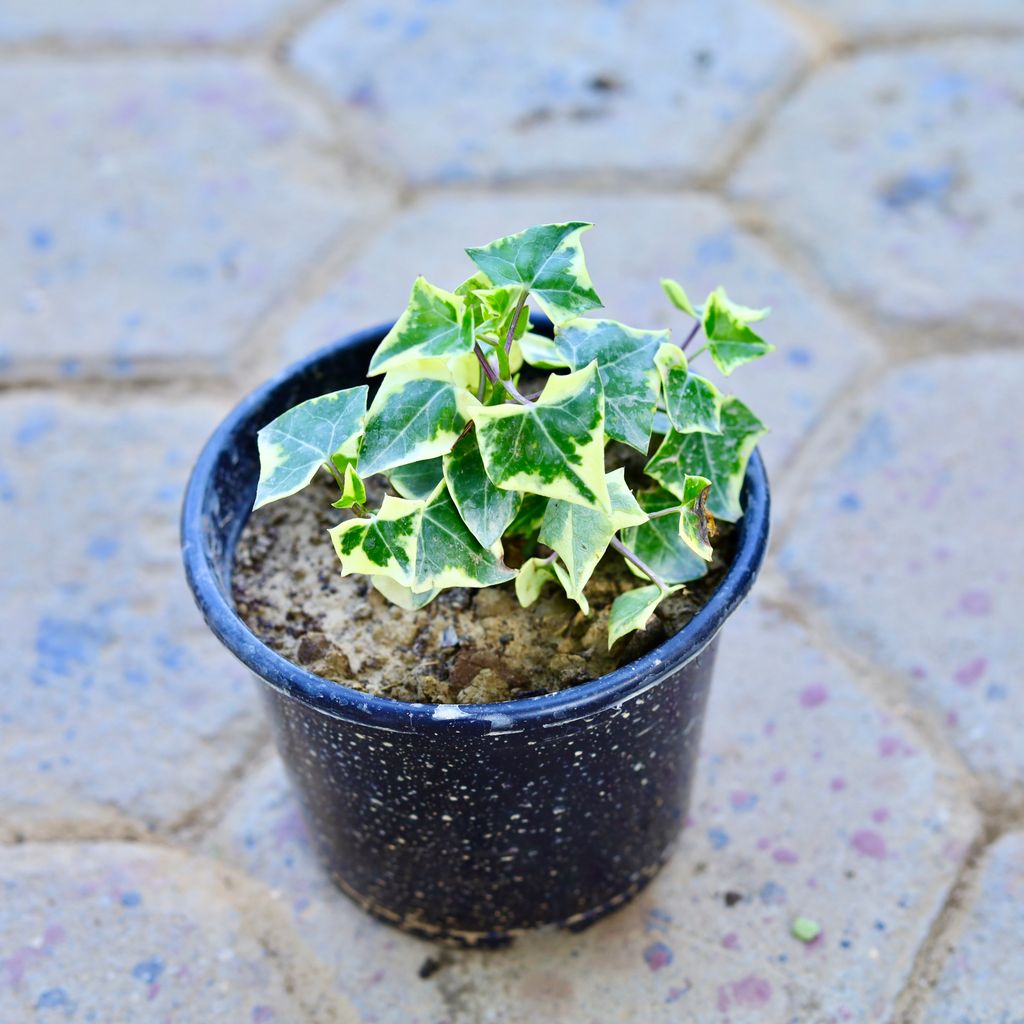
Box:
<box><xmin>181</xmin><ymin>319</ymin><xmax>770</xmax><ymax>947</ymax></box>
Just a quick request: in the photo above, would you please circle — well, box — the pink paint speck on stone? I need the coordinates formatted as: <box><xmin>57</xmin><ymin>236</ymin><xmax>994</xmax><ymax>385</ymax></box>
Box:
<box><xmin>731</xmin><ymin>975</ymin><xmax>773</xmax><ymax>1006</ymax></box>
<box><xmin>954</xmin><ymin>656</ymin><xmax>987</xmax><ymax>688</ymax></box>
<box><xmin>959</xmin><ymin>589</ymin><xmax>992</xmax><ymax>615</ymax></box>
<box><xmin>831</xmin><ymin>776</ymin><xmax>847</xmax><ymax>791</ymax></box>
<box><xmin>773</xmin><ymin>847</ymin><xmax>799</xmax><ymax>864</ymax></box>
<box><xmin>851</xmin><ymin>829</ymin><xmax>887</xmax><ymax>859</ymax></box>
<box><xmin>799</xmin><ymin>683</ymin><xmax>828</xmax><ymax>708</ymax></box>
<box><xmin>871</xmin><ymin>808</ymin><xmax>890</xmax><ymax>824</ymax></box>
<box><xmin>722</xmin><ymin>932</ymin><xmax>739</xmax><ymax>950</ymax></box>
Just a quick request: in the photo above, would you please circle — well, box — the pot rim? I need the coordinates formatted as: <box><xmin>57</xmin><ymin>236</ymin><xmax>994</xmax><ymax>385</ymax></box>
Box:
<box><xmin>181</xmin><ymin>323</ymin><xmax>770</xmax><ymax>735</ymax></box>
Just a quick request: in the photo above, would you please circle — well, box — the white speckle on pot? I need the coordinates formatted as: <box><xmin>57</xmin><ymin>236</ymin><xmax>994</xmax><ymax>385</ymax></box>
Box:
<box><xmin>433</xmin><ymin>704</ymin><xmax>467</xmax><ymax>720</ymax></box>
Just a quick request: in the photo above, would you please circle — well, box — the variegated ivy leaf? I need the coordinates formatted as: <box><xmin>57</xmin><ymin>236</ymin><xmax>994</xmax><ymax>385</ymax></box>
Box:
<box><xmin>676</xmin><ymin>475</ymin><xmax>714</xmax><ymax>561</ymax></box>
<box><xmin>518</xmin><ymin>331</ymin><xmax>570</xmax><ymax>370</ymax></box>
<box><xmin>702</xmin><ymin>287</ymin><xmax>774</xmax><ymax>376</ymax></box>
<box><xmin>443</xmin><ymin>428</ymin><xmax>522</xmax><ymax>549</ymax></box>
<box><xmin>331</xmin><ymin>461</ymin><xmax>366</xmax><ymax>510</ymax></box>
<box><xmin>389</xmin><ymin>456</ymin><xmax>444</xmax><ymax>500</ymax></box>
<box><xmin>475</xmin><ymin>284</ymin><xmax>529</xmax><ymax>339</ymax></box>
<box><xmin>538</xmin><ymin>469</ymin><xmax>647</xmax><ymax>595</ymax></box>
<box><xmin>661</xmin><ymin>278</ymin><xmax>699</xmax><ymax>319</ymax></box>
<box><xmin>554</xmin><ymin>318</ymin><xmax>665</xmax><ymax>452</ymax></box>
<box><xmin>465</xmin><ymin>222</ymin><xmax>602</xmax><ymax>325</ymax></box>
<box><xmin>371</xmin><ymin>575</ymin><xmax>438</xmax><ymax>611</ymax></box>
<box><xmin>358</xmin><ymin>360</ymin><xmax>473</xmax><ymax>476</ymax></box>
<box><xmin>254</xmin><ymin>386</ymin><xmax>368</xmax><ymax>510</ymax></box>
<box><xmin>328</xmin><ymin>494</ymin><xmax>422</xmax><ymax>587</ymax></box>
<box><xmin>654</xmin><ymin>343</ymin><xmax>723</xmax><ymax>435</ymax></box>
<box><xmin>368</xmin><ymin>277</ymin><xmax>473</xmax><ymax>375</ymax></box>
<box><xmin>645</xmin><ymin>396</ymin><xmax>767</xmax><ymax>522</ymax></box>
<box><xmin>473</xmin><ymin>363</ymin><xmax>611</xmax><ymax>512</ymax></box>
<box><xmin>454</xmin><ymin>270</ymin><xmax>493</xmax><ymax>296</ymax></box>
<box><xmin>607</xmin><ymin>584</ymin><xmax>681</xmax><ymax>649</ymax></box>
<box><xmin>515</xmin><ymin>556</ymin><xmax>589</xmax><ymax>614</ymax></box>
<box><xmin>621</xmin><ymin>487</ymin><xmax>709</xmax><ymax>585</ymax></box>
<box><xmin>412</xmin><ymin>483</ymin><xmax>516</xmax><ymax>590</ymax></box>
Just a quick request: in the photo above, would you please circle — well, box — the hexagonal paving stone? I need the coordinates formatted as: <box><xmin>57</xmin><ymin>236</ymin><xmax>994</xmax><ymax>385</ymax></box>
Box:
<box><xmin>288</xmin><ymin>0</ymin><xmax>809</xmax><ymax>185</ymax></box>
<box><xmin>731</xmin><ymin>41</ymin><xmax>1024</xmax><ymax>343</ymax></box>
<box><xmin>0</xmin><ymin>842</ymin><xmax>357</xmax><ymax>1023</ymax></box>
<box><xmin>920</xmin><ymin>831</ymin><xmax>1024</xmax><ymax>1022</ymax></box>
<box><xmin>0</xmin><ymin>0</ymin><xmax>311</xmax><ymax>43</ymax></box>
<box><xmin>207</xmin><ymin>599</ymin><xmax>978</xmax><ymax>1021</ymax></box>
<box><xmin>779</xmin><ymin>352</ymin><xmax>1024</xmax><ymax>790</ymax></box>
<box><xmin>793</xmin><ymin>0</ymin><xmax>1024</xmax><ymax>40</ymax></box>
<box><xmin>0</xmin><ymin>59</ymin><xmax>375</xmax><ymax>382</ymax></box>
<box><xmin>0</xmin><ymin>394</ymin><xmax>267</xmax><ymax>839</ymax></box>
<box><xmin>280</xmin><ymin>192</ymin><xmax>877</xmax><ymax>472</ymax></box>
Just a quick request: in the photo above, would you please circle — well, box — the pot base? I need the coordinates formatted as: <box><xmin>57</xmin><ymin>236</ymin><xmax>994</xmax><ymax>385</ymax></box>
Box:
<box><xmin>328</xmin><ymin>855</ymin><xmax>669</xmax><ymax>949</ymax></box>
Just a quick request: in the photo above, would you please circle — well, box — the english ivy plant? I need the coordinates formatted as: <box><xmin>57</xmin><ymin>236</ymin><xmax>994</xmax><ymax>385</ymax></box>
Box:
<box><xmin>253</xmin><ymin>222</ymin><xmax>772</xmax><ymax>648</ymax></box>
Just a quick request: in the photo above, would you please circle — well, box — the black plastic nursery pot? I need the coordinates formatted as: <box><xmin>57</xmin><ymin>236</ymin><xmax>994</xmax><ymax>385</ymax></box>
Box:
<box><xmin>181</xmin><ymin>320</ymin><xmax>770</xmax><ymax>946</ymax></box>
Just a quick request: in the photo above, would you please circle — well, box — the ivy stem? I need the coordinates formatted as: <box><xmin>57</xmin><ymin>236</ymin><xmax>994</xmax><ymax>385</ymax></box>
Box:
<box><xmin>610</xmin><ymin>536</ymin><xmax>669</xmax><ymax>591</ymax></box>
<box><xmin>687</xmin><ymin>343</ymin><xmax>708</xmax><ymax>362</ymax></box>
<box><xmin>680</xmin><ymin>321</ymin><xmax>701</xmax><ymax>353</ymax></box>
<box><xmin>500</xmin><ymin>377</ymin><xmax>534</xmax><ymax>406</ymax></box>
<box><xmin>324</xmin><ymin>458</ymin><xmax>347</xmax><ymax>490</ymax></box>
<box><xmin>646</xmin><ymin>505</ymin><xmax>685</xmax><ymax>519</ymax></box>
<box><xmin>503</xmin><ymin>290</ymin><xmax>529</xmax><ymax>359</ymax></box>
<box><xmin>473</xmin><ymin>342</ymin><xmax>498</xmax><ymax>384</ymax></box>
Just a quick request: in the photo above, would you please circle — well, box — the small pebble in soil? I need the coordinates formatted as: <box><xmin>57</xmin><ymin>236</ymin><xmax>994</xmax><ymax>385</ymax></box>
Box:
<box><xmin>791</xmin><ymin>916</ymin><xmax>822</xmax><ymax>943</ymax></box>
<box><xmin>440</xmin><ymin>626</ymin><xmax>459</xmax><ymax>648</ymax></box>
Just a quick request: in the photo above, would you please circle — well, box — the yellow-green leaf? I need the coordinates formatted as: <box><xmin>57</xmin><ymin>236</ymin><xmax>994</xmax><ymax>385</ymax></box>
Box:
<box><xmin>443</xmin><ymin>428</ymin><xmax>522</xmax><ymax>548</ymax></box>
<box><xmin>328</xmin><ymin>495</ymin><xmax>422</xmax><ymax>587</ymax></box>
<box><xmin>660</xmin><ymin>278</ymin><xmax>699</xmax><ymax>318</ymax></box>
<box><xmin>254</xmin><ymin>386</ymin><xmax>368</xmax><ymax>510</ymax></box>
<box><xmin>554</xmin><ymin>318</ymin><xmax>665</xmax><ymax>452</ymax></box>
<box><xmin>538</xmin><ymin>469</ymin><xmax>646</xmax><ymax>595</ymax></box>
<box><xmin>358</xmin><ymin>360</ymin><xmax>472</xmax><ymax>476</ymax></box>
<box><xmin>371</xmin><ymin>575</ymin><xmax>438</xmax><ymax>610</ymax></box>
<box><xmin>608</xmin><ymin>584</ymin><xmax>681</xmax><ymax>648</ymax></box>
<box><xmin>515</xmin><ymin>556</ymin><xmax>589</xmax><ymax>614</ymax></box>
<box><xmin>655</xmin><ymin>343</ymin><xmax>723</xmax><ymax>435</ymax></box>
<box><xmin>645</xmin><ymin>396</ymin><xmax>766</xmax><ymax>522</ymax></box>
<box><xmin>368</xmin><ymin>277</ymin><xmax>473</xmax><ymax>375</ymax></box>
<box><xmin>702</xmin><ymin>287</ymin><xmax>774</xmax><ymax>376</ymax></box>
<box><xmin>465</xmin><ymin>222</ymin><xmax>602</xmax><ymax>325</ymax></box>
<box><xmin>331</xmin><ymin>461</ymin><xmax>367</xmax><ymax>509</ymax></box>
<box><xmin>473</xmin><ymin>363</ymin><xmax>611</xmax><ymax>512</ymax></box>
<box><xmin>412</xmin><ymin>483</ymin><xmax>516</xmax><ymax>590</ymax></box>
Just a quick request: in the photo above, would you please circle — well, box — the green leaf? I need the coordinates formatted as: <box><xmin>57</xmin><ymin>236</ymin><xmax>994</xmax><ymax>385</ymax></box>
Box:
<box><xmin>518</xmin><ymin>331</ymin><xmax>571</xmax><ymax>370</ymax></box>
<box><xmin>368</xmin><ymin>278</ymin><xmax>473</xmax><ymax>375</ymax></box>
<box><xmin>515</xmin><ymin>556</ymin><xmax>589</xmax><ymax>614</ymax></box>
<box><xmin>331</xmin><ymin>461</ymin><xmax>366</xmax><ymax>509</ymax></box>
<box><xmin>473</xmin><ymin>362</ymin><xmax>611</xmax><ymax>512</ymax></box>
<box><xmin>328</xmin><ymin>495</ymin><xmax>422</xmax><ymax>587</ymax></box>
<box><xmin>254</xmin><ymin>386</ymin><xmax>368</xmax><ymax>510</ymax></box>
<box><xmin>655</xmin><ymin>343</ymin><xmax>723</xmax><ymax>435</ymax></box>
<box><xmin>505</xmin><ymin>493</ymin><xmax>548</xmax><ymax>538</ymax></box>
<box><xmin>538</xmin><ymin>469</ymin><xmax>646</xmax><ymax>595</ymax></box>
<box><xmin>660</xmin><ymin>278</ymin><xmax>699</xmax><ymax>318</ymax></box>
<box><xmin>608</xmin><ymin>584</ymin><xmax>681</xmax><ymax>648</ymax></box>
<box><xmin>454</xmin><ymin>270</ymin><xmax>493</xmax><ymax>295</ymax></box>
<box><xmin>554</xmin><ymin>318</ymin><xmax>665</xmax><ymax>452</ymax></box>
<box><xmin>645</xmin><ymin>396</ymin><xmax>767</xmax><ymax>522</ymax></box>
<box><xmin>413</xmin><ymin>483</ymin><xmax>516</xmax><ymax>590</ymax></box>
<box><xmin>443</xmin><ymin>428</ymin><xmax>522</xmax><ymax>548</ymax></box>
<box><xmin>702</xmin><ymin>287</ymin><xmax>774</xmax><ymax>376</ymax></box>
<box><xmin>473</xmin><ymin>284</ymin><xmax>527</xmax><ymax>338</ymax></box>
<box><xmin>388</xmin><ymin>456</ymin><xmax>444</xmax><ymax>499</ymax></box>
<box><xmin>621</xmin><ymin>487</ymin><xmax>709</xmax><ymax>584</ymax></box>
<box><xmin>465</xmin><ymin>222</ymin><xmax>602</xmax><ymax>325</ymax></box>
<box><xmin>371</xmin><ymin>575</ymin><xmax>438</xmax><ymax>610</ymax></box>
<box><xmin>358</xmin><ymin>360</ymin><xmax>472</xmax><ymax>476</ymax></box>
<box><xmin>676</xmin><ymin>475</ymin><xmax>714</xmax><ymax>561</ymax></box>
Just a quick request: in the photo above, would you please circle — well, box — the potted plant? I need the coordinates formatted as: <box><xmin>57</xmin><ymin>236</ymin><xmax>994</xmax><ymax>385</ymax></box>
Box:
<box><xmin>182</xmin><ymin>222</ymin><xmax>771</xmax><ymax>946</ymax></box>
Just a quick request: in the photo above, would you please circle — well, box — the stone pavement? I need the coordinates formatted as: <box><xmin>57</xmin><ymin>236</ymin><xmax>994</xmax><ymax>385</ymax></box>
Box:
<box><xmin>1</xmin><ymin>2</ymin><xmax>1021</xmax><ymax>1021</ymax></box>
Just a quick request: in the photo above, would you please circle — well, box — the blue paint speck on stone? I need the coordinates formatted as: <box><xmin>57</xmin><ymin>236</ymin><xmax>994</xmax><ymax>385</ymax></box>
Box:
<box><xmin>30</xmin><ymin>227</ymin><xmax>54</xmax><ymax>251</ymax></box>
<box><xmin>838</xmin><ymin>492</ymin><xmax>862</xmax><ymax>511</ymax></box>
<box><xmin>121</xmin><ymin>890</ymin><xmax>142</xmax><ymax>907</ymax></box>
<box><xmin>86</xmin><ymin>537</ymin><xmax>119</xmax><ymax>561</ymax></box>
<box><xmin>131</xmin><ymin>956</ymin><xmax>165</xmax><ymax>984</ymax></box>
<box><xmin>708</xmin><ymin>827</ymin><xmax>730</xmax><ymax>849</ymax></box>
<box><xmin>15</xmin><ymin>408</ymin><xmax>56</xmax><ymax>445</ymax></box>
<box><xmin>36</xmin><ymin>987</ymin><xmax>72</xmax><ymax>1009</ymax></box>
